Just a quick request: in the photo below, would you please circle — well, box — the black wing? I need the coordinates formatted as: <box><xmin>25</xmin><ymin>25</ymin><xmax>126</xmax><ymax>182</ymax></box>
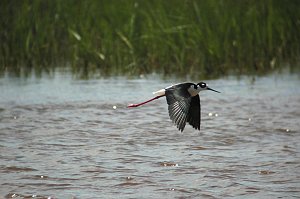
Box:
<box><xmin>165</xmin><ymin>83</ymin><xmax>193</xmax><ymax>132</ymax></box>
<box><xmin>187</xmin><ymin>95</ymin><xmax>201</xmax><ymax>130</ymax></box>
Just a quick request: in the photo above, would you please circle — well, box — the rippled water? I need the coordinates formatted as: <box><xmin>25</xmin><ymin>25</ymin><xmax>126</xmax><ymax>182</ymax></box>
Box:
<box><xmin>0</xmin><ymin>71</ymin><xmax>299</xmax><ymax>198</ymax></box>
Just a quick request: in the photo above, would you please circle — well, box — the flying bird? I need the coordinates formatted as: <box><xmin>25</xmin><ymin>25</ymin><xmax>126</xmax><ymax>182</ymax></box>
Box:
<box><xmin>127</xmin><ymin>82</ymin><xmax>220</xmax><ymax>132</ymax></box>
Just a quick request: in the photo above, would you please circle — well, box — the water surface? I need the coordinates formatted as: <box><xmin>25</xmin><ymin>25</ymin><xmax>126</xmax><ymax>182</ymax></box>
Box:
<box><xmin>0</xmin><ymin>71</ymin><xmax>299</xmax><ymax>198</ymax></box>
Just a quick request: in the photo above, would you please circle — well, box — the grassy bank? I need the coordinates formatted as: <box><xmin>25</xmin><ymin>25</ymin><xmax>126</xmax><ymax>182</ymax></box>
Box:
<box><xmin>1</xmin><ymin>0</ymin><xmax>300</xmax><ymax>77</ymax></box>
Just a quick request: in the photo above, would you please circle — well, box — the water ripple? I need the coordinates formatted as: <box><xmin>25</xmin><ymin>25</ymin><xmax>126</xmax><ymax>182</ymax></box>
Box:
<box><xmin>0</xmin><ymin>74</ymin><xmax>300</xmax><ymax>198</ymax></box>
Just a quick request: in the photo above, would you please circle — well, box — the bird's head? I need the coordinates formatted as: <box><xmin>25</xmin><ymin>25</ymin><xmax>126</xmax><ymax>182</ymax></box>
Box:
<box><xmin>197</xmin><ymin>82</ymin><xmax>220</xmax><ymax>93</ymax></box>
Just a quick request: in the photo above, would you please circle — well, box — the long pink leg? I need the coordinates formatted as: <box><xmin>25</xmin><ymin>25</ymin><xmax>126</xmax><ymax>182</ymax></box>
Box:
<box><xmin>127</xmin><ymin>95</ymin><xmax>165</xmax><ymax>108</ymax></box>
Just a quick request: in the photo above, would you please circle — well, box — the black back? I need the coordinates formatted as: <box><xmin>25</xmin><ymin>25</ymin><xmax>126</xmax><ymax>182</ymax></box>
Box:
<box><xmin>165</xmin><ymin>83</ymin><xmax>201</xmax><ymax>131</ymax></box>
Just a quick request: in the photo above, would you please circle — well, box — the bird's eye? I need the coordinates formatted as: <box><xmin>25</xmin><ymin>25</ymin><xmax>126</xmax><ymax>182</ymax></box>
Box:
<box><xmin>200</xmin><ymin>83</ymin><xmax>206</xmax><ymax>88</ymax></box>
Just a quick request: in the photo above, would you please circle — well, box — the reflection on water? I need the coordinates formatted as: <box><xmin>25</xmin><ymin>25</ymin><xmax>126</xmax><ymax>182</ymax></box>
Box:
<box><xmin>0</xmin><ymin>71</ymin><xmax>299</xmax><ymax>198</ymax></box>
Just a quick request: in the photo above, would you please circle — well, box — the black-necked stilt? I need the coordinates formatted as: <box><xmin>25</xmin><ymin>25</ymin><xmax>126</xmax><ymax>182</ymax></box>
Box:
<box><xmin>128</xmin><ymin>82</ymin><xmax>220</xmax><ymax>132</ymax></box>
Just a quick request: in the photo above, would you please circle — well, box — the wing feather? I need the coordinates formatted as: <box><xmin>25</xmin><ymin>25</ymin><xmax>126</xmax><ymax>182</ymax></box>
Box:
<box><xmin>187</xmin><ymin>95</ymin><xmax>201</xmax><ymax>130</ymax></box>
<box><xmin>165</xmin><ymin>83</ymin><xmax>201</xmax><ymax>132</ymax></box>
<box><xmin>166</xmin><ymin>85</ymin><xmax>191</xmax><ymax>132</ymax></box>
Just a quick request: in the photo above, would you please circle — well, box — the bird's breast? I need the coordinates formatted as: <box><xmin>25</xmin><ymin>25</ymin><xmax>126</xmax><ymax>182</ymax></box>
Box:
<box><xmin>187</xmin><ymin>86</ymin><xmax>200</xmax><ymax>96</ymax></box>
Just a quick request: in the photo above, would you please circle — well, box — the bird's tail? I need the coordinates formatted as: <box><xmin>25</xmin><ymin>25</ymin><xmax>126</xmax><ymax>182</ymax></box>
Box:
<box><xmin>152</xmin><ymin>89</ymin><xmax>166</xmax><ymax>96</ymax></box>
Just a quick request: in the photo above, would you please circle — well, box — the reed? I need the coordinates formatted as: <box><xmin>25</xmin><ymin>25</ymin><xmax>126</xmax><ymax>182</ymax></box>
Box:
<box><xmin>1</xmin><ymin>0</ymin><xmax>299</xmax><ymax>77</ymax></box>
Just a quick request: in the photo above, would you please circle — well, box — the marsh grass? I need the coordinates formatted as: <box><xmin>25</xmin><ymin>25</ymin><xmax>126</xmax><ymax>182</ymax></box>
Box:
<box><xmin>1</xmin><ymin>0</ymin><xmax>300</xmax><ymax>78</ymax></box>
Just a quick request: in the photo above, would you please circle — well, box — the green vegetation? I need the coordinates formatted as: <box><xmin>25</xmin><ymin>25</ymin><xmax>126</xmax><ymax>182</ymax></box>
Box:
<box><xmin>1</xmin><ymin>0</ymin><xmax>300</xmax><ymax>77</ymax></box>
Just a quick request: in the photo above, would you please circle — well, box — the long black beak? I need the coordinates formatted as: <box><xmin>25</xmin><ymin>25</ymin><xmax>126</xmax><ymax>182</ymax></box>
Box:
<box><xmin>207</xmin><ymin>87</ymin><xmax>220</xmax><ymax>93</ymax></box>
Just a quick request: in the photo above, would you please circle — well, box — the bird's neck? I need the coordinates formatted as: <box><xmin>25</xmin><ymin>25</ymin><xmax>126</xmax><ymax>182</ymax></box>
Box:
<box><xmin>187</xmin><ymin>86</ymin><xmax>200</xmax><ymax>96</ymax></box>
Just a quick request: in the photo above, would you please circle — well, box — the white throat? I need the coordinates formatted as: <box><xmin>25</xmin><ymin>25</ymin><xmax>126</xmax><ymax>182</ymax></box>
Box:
<box><xmin>188</xmin><ymin>85</ymin><xmax>201</xmax><ymax>96</ymax></box>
